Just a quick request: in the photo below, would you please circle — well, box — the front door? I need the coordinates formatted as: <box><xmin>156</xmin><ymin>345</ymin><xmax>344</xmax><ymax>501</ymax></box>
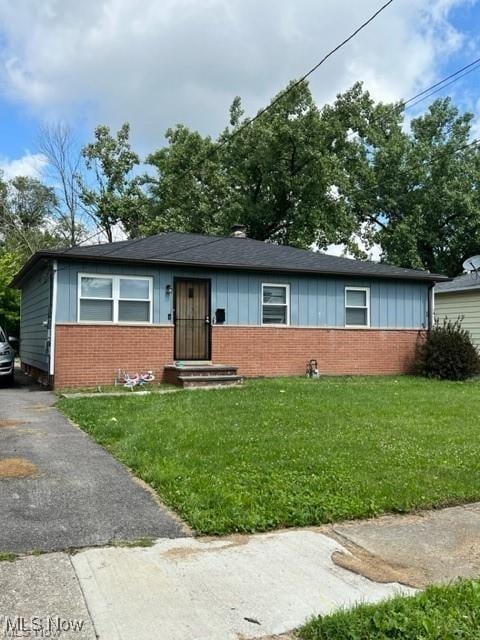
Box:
<box><xmin>174</xmin><ymin>279</ymin><xmax>211</xmax><ymax>360</ymax></box>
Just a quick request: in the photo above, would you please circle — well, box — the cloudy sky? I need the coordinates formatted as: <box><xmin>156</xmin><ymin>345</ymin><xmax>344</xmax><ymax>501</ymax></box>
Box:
<box><xmin>0</xmin><ymin>0</ymin><xmax>478</xmax><ymax>182</ymax></box>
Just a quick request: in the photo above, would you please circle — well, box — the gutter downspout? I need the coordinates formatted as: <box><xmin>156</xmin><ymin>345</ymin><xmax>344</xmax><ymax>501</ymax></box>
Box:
<box><xmin>49</xmin><ymin>260</ymin><xmax>58</xmax><ymax>379</ymax></box>
<box><xmin>427</xmin><ymin>283</ymin><xmax>435</xmax><ymax>330</ymax></box>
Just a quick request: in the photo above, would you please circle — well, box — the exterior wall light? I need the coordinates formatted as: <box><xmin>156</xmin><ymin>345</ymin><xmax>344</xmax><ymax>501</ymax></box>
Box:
<box><xmin>166</xmin><ymin>284</ymin><xmax>173</xmax><ymax>295</ymax></box>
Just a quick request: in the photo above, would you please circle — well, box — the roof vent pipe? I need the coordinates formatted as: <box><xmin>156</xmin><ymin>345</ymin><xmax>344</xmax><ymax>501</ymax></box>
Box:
<box><xmin>230</xmin><ymin>224</ymin><xmax>247</xmax><ymax>238</ymax></box>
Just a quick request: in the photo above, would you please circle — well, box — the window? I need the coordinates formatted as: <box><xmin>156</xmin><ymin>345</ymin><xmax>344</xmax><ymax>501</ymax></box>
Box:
<box><xmin>78</xmin><ymin>274</ymin><xmax>152</xmax><ymax>323</ymax></box>
<box><xmin>345</xmin><ymin>287</ymin><xmax>370</xmax><ymax>327</ymax></box>
<box><xmin>262</xmin><ymin>283</ymin><xmax>290</xmax><ymax>325</ymax></box>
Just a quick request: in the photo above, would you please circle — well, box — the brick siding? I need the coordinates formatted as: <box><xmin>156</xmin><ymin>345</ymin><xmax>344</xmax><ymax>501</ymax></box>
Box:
<box><xmin>52</xmin><ymin>324</ymin><xmax>423</xmax><ymax>388</ymax></box>
<box><xmin>54</xmin><ymin>324</ymin><xmax>174</xmax><ymax>388</ymax></box>
<box><xmin>212</xmin><ymin>326</ymin><xmax>423</xmax><ymax>377</ymax></box>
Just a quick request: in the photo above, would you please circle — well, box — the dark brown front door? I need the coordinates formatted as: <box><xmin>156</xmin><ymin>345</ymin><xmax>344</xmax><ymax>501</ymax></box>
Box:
<box><xmin>174</xmin><ymin>279</ymin><xmax>211</xmax><ymax>360</ymax></box>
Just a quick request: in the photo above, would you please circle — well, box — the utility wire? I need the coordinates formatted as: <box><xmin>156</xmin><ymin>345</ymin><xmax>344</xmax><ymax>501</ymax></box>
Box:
<box><xmin>77</xmin><ymin>0</ymin><xmax>480</xmax><ymax>246</ymax></box>
<box><xmin>217</xmin><ymin>0</ymin><xmax>395</xmax><ymax>148</ymax></box>
<box><xmin>403</xmin><ymin>55</ymin><xmax>480</xmax><ymax>107</ymax></box>
<box><xmin>404</xmin><ymin>61</ymin><xmax>480</xmax><ymax>111</ymax></box>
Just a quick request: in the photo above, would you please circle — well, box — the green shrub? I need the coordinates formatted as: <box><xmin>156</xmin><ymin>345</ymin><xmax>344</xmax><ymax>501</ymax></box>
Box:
<box><xmin>416</xmin><ymin>317</ymin><xmax>480</xmax><ymax>381</ymax></box>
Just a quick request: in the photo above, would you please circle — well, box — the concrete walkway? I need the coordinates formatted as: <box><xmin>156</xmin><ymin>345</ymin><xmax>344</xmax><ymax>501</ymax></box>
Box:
<box><xmin>4</xmin><ymin>501</ymin><xmax>480</xmax><ymax>639</ymax></box>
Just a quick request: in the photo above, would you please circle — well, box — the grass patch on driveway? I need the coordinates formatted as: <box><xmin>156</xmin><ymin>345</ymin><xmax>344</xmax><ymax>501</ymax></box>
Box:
<box><xmin>58</xmin><ymin>376</ymin><xmax>480</xmax><ymax>534</ymax></box>
<box><xmin>300</xmin><ymin>579</ymin><xmax>480</xmax><ymax>639</ymax></box>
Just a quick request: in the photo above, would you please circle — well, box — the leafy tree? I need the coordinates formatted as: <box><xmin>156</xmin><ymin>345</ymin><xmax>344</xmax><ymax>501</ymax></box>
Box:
<box><xmin>79</xmin><ymin>123</ymin><xmax>145</xmax><ymax>241</ymax></box>
<box><xmin>140</xmin><ymin>84</ymin><xmax>480</xmax><ymax>275</ymax></box>
<box><xmin>343</xmin><ymin>97</ymin><xmax>480</xmax><ymax>276</ymax></box>
<box><xmin>0</xmin><ymin>252</ymin><xmax>20</xmax><ymax>335</ymax></box>
<box><xmin>0</xmin><ymin>174</ymin><xmax>61</xmax><ymax>335</ymax></box>
<box><xmin>142</xmin><ymin>81</ymin><xmax>366</xmax><ymax>249</ymax></box>
<box><xmin>145</xmin><ymin>125</ymin><xmax>228</xmax><ymax>235</ymax></box>
<box><xmin>0</xmin><ymin>175</ymin><xmax>60</xmax><ymax>262</ymax></box>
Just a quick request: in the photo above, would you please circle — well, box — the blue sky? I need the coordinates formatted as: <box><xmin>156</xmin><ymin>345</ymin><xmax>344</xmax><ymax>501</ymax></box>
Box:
<box><xmin>0</xmin><ymin>0</ymin><xmax>479</xmax><ymax>178</ymax></box>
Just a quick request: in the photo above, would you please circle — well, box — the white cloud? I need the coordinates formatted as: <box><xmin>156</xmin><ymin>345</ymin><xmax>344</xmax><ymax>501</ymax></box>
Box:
<box><xmin>0</xmin><ymin>0</ymin><xmax>473</xmax><ymax>151</ymax></box>
<box><xmin>326</xmin><ymin>241</ymin><xmax>382</xmax><ymax>262</ymax></box>
<box><xmin>0</xmin><ymin>153</ymin><xmax>48</xmax><ymax>179</ymax></box>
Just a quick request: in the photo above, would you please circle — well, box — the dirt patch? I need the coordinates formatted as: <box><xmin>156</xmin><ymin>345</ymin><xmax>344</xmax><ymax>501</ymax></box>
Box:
<box><xmin>164</xmin><ymin>535</ymin><xmax>250</xmax><ymax>561</ymax></box>
<box><xmin>0</xmin><ymin>457</ymin><xmax>38</xmax><ymax>478</ymax></box>
<box><xmin>327</xmin><ymin>529</ymin><xmax>426</xmax><ymax>589</ymax></box>
<box><xmin>0</xmin><ymin>420</ymin><xmax>25</xmax><ymax>428</ymax></box>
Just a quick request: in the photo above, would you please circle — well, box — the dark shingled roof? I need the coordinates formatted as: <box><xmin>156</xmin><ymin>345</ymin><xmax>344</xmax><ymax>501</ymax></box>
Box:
<box><xmin>12</xmin><ymin>231</ymin><xmax>449</xmax><ymax>287</ymax></box>
<box><xmin>435</xmin><ymin>273</ymin><xmax>480</xmax><ymax>293</ymax></box>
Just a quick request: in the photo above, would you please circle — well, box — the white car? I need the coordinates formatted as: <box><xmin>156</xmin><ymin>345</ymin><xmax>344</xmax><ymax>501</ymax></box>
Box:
<box><xmin>0</xmin><ymin>326</ymin><xmax>16</xmax><ymax>384</ymax></box>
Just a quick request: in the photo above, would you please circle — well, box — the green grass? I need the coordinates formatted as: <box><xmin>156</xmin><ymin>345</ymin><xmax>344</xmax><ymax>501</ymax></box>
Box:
<box><xmin>299</xmin><ymin>579</ymin><xmax>480</xmax><ymax>639</ymax></box>
<box><xmin>56</xmin><ymin>382</ymin><xmax>177</xmax><ymax>395</ymax></box>
<box><xmin>0</xmin><ymin>552</ymin><xmax>17</xmax><ymax>562</ymax></box>
<box><xmin>58</xmin><ymin>376</ymin><xmax>480</xmax><ymax>534</ymax></box>
<box><xmin>112</xmin><ymin>537</ymin><xmax>156</xmax><ymax>548</ymax></box>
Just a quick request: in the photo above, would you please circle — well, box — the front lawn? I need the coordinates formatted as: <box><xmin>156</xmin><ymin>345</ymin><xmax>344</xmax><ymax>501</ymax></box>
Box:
<box><xmin>300</xmin><ymin>579</ymin><xmax>480</xmax><ymax>639</ymax></box>
<box><xmin>58</xmin><ymin>376</ymin><xmax>480</xmax><ymax>534</ymax></box>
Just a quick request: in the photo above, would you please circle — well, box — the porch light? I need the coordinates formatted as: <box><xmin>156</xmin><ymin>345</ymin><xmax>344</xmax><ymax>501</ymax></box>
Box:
<box><xmin>165</xmin><ymin>284</ymin><xmax>173</xmax><ymax>295</ymax></box>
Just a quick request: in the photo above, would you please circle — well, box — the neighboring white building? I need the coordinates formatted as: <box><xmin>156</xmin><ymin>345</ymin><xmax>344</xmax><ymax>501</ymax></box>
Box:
<box><xmin>435</xmin><ymin>274</ymin><xmax>480</xmax><ymax>348</ymax></box>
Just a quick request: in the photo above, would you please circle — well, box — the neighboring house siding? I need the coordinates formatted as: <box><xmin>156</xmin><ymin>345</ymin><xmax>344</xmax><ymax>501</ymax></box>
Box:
<box><xmin>56</xmin><ymin>260</ymin><xmax>429</xmax><ymax>329</ymax></box>
<box><xmin>435</xmin><ymin>291</ymin><xmax>480</xmax><ymax>347</ymax></box>
<box><xmin>20</xmin><ymin>264</ymin><xmax>51</xmax><ymax>372</ymax></box>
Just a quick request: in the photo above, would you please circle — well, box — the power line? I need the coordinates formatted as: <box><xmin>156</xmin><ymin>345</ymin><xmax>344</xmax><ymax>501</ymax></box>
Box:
<box><xmin>404</xmin><ymin>60</ymin><xmax>480</xmax><ymax>111</ymax></box>
<box><xmin>78</xmin><ymin>1</ymin><xmax>480</xmax><ymax>245</ymax></box>
<box><xmin>403</xmin><ymin>55</ymin><xmax>480</xmax><ymax>107</ymax></box>
<box><xmin>453</xmin><ymin>137</ymin><xmax>480</xmax><ymax>153</ymax></box>
<box><xmin>218</xmin><ymin>0</ymin><xmax>395</xmax><ymax>148</ymax></box>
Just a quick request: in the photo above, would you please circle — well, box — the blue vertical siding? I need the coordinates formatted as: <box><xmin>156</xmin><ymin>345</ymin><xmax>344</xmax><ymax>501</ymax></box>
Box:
<box><xmin>20</xmin><ymin>264</ymin><xmax>51</xmax><ymax>371</ymax></box>
<box><xmin>54</xmin><ymin>260</ymin><xmax>429</xmax><ymax>329</ymax></box>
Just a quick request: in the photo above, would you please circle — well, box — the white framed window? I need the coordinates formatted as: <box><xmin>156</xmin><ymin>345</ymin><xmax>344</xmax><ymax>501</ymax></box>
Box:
<box><xmin>262</xmin><ymin>283</ymin><xmax>290</xmax><ymax>326</ymax></box>
<box><xmin>345</xmin><ymin>286</ymin><xmax>370</xmax><ymax>327</ymax></box>
<box><xmin>78</xmin><ymin>274</ymin><xmax>153</xmax><ymax>324</ymax></box>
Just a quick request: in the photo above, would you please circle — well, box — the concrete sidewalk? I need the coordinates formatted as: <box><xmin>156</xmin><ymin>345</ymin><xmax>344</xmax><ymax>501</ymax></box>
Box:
<box><xmin>3</xmin><ymin>502</ymin><xmax>480</xmax><ymax>640</ymax></box>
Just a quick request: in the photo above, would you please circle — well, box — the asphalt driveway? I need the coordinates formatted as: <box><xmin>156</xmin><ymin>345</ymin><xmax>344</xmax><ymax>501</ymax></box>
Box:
<box><xmin>0</xmin><ymin>370</ymin><xmax>186</xmax><ymax>553</ymax></box>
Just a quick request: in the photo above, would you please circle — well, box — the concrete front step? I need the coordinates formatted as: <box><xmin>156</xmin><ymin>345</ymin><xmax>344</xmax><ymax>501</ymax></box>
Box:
<box><xmin>172</xmin><ymin>366</ymin><xmax>237</xmax><ymax>377</ymax></box>
<box><xmin>179</xmin><ymin>374</ymin><xmax>244</xmax><ymax>389</ymax></box>
<box><xmin>164</xmin><ymin>364</ymin><xmax>242</xmax><ymax>387</ymax></box>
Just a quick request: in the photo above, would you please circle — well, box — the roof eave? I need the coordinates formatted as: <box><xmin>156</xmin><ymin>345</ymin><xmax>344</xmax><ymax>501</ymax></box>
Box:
<box><xmin>11</xmin><ymin>250</ymin><xmax>449</xmax><ymax>284</ymax></box>
<box><xmin>10</xmin><ymin>251</ymin><xmax>56</xmax><ymax>288</ymax></box>
<box><xmin>436</xmin><ymin>286</ymin><xmax>480</xmax><ymax>294</ymax></box>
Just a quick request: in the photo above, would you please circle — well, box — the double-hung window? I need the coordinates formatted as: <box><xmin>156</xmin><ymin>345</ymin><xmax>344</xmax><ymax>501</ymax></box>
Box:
<box><xmin>345</xmin><ymin>287</ymin><xmax>370</xmax><ymax>327</ymax></box>
<box><xmin>78</xmin><ymin>274</ymin><xmax>153</xmax><ymax>323</ymax></box>
<box><xmin>262</xmin><ymin>283</ymin><xmax>290</xmax><ymax>325</ymax></box>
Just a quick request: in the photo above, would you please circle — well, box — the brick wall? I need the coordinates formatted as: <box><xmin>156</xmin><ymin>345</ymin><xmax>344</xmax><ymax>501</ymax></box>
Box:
<box><xmin>53</xmin><ymin>323</ymin><xmax>423</xmax><ymax>388</ymax></box>
<box><xmin>54</xmin><ymin>324</ymin><xmax>174</xmax><ymax>388</ymax></box>
<box><xmin>212</xmin><ymin>326</ymin><xmax>423</xmax><ymax>377</ymax></box>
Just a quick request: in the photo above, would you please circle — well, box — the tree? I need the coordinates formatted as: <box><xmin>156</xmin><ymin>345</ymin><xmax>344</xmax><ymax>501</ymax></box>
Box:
<box><xmin>38</xmin><ymin>122</ymin><xmax>86</xmax><ymax>246</ymax></box>
<box><xmin>142</xmin><ymin>81</ymin><xmax>364</xmax><ymax>249</ymax></box>
<box><xmin>0</xmin><ymin>174</ymin><xmax>62</xmax><ymax>335</ymax></box>
<box><xmin>96</xmin><ymin>84</ymin><xmax>480</xmax><ymax>276</ymax></box>
<box><xmin>0</xmin><ymin>175</ymin><xmax>60</xmax><ymax>262</ymax></box>
<box><xmin>79</xmin><ymin>123</ymin><xmax>145</xmax><ymax>242</ymax></box>
<box><xmin>0</xmin><ymin>251</ymin><xmax>20</xmax><ymax>335</ymax></box>
<box><xmin>145</xmin><ymin>125</ymin><xmax>230</xmax><ymax>236</ymax></box>
<box><xmin>341</xmin><ymin>97</ymin><xmax>480</xmax><ymax>276</ymax></box>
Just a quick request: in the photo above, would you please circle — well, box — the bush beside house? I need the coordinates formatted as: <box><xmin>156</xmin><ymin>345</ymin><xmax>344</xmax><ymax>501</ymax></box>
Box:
<box><xmin>416</xmin><ymin>317</ymin><xmax>480</xmax><ymax>381</ymax></box>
